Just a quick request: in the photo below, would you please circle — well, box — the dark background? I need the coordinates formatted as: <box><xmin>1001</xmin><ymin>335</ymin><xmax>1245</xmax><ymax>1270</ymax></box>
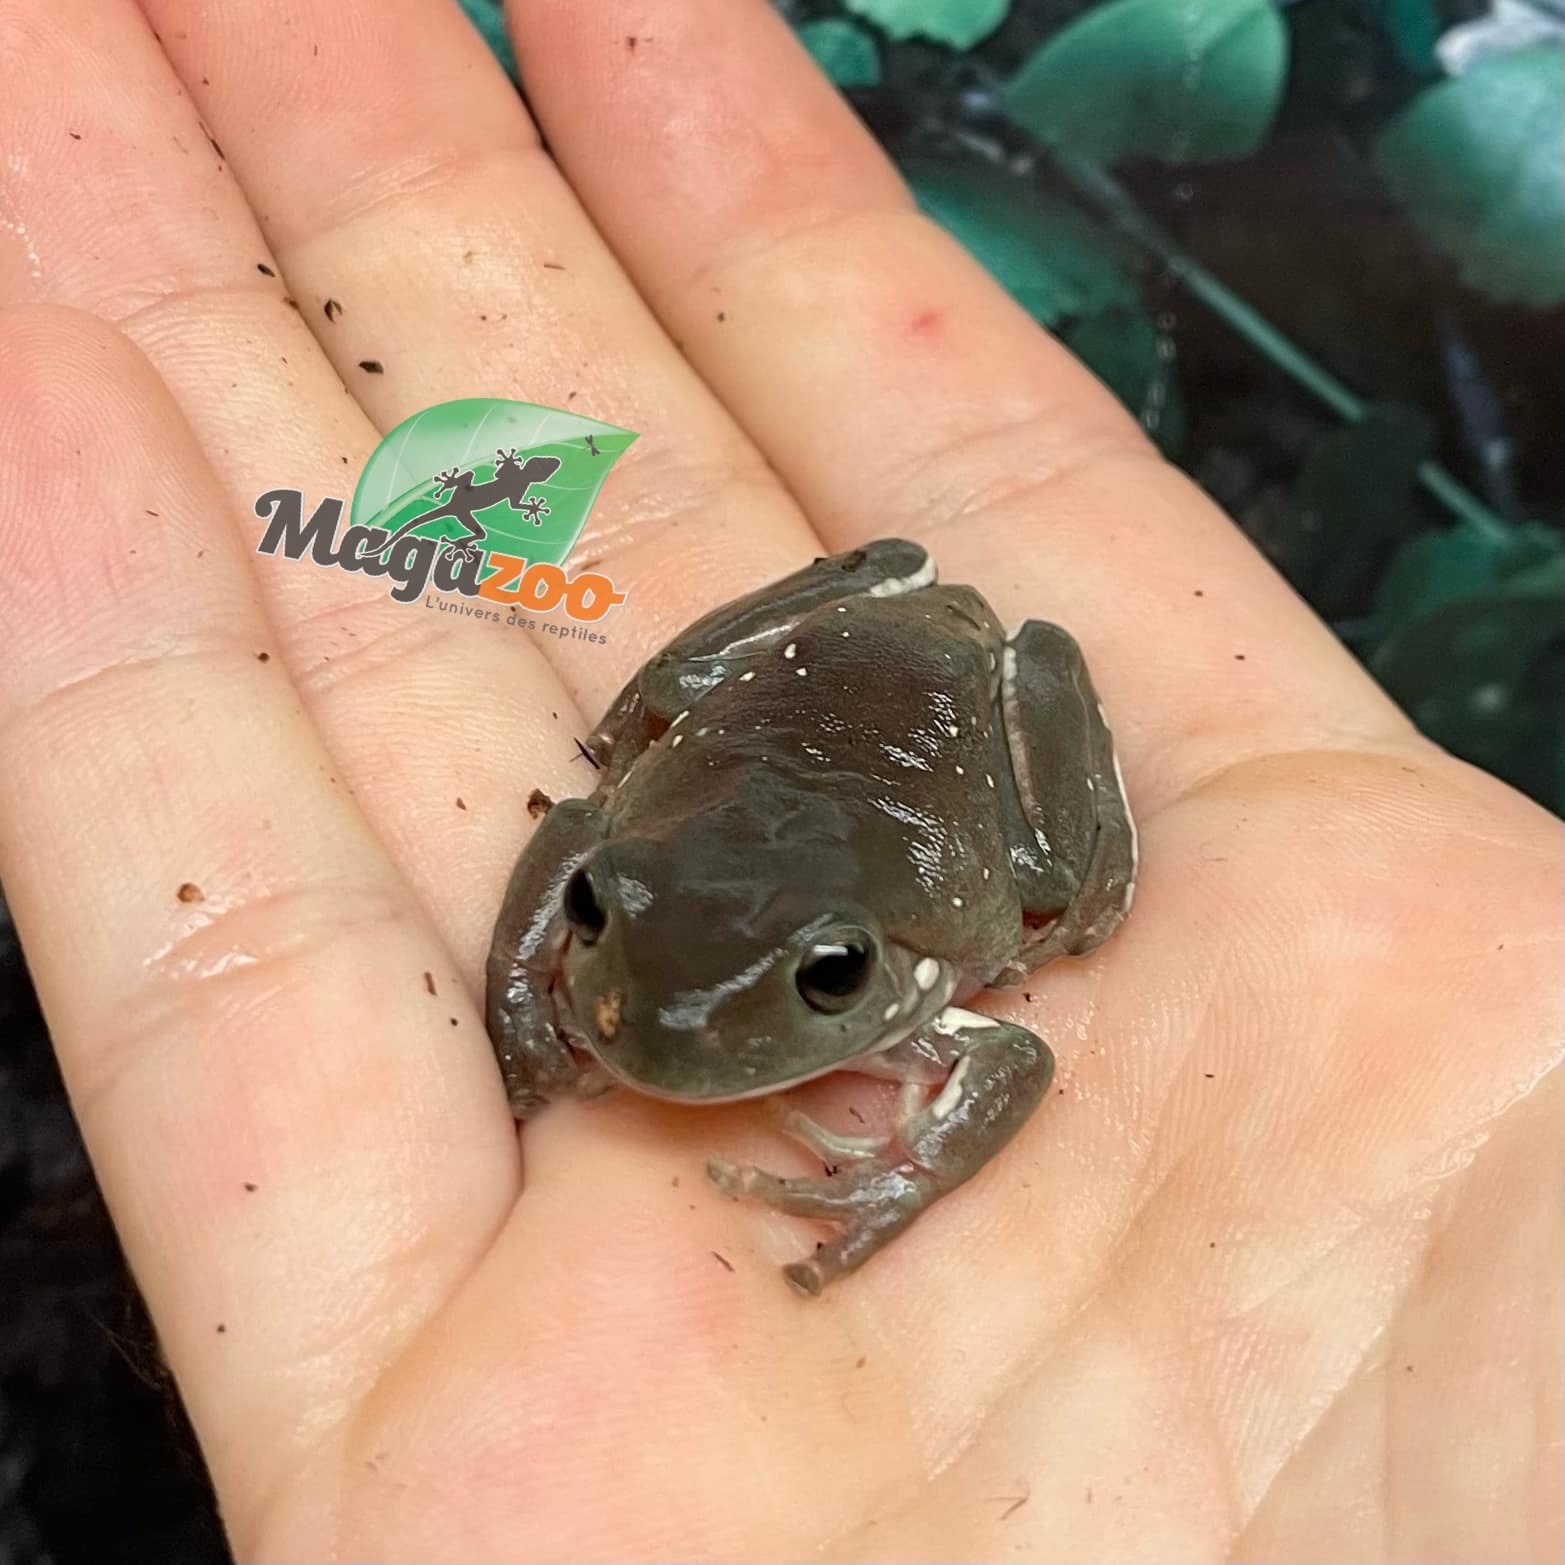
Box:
<box><xmin>3</xmin><ymin>1</ymin><xmax>1559</xmax><ymax>1560</ymax></box>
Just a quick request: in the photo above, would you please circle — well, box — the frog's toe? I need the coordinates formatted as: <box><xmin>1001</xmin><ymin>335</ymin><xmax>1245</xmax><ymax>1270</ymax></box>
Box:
<box><xmin>706</xmin><ymin>1156</ymin><xmax>749</xmax><ymax>1198</ymax></box>
<box><xmin>709</xmin><ymin>1155</ymin><xmax>935</xmax><ymax>1292</ymax></box>
<box><xmin>707</xmin><ymin>1159</ymin><xmax>821</xmax><ymax>1209</ymax></box>
<box><xmin>764</xmin><ymin>1099</ymin><xmax>889</xmax><ymax>1163</ymax></box>
<box><xmin>782</xmin><ymin>1257</ymin><xmax>827</xmax><ymax>1297</ymax></box>
<box><xmin>781</xmin><ymin>1179</ymin><xmax>929</xmax><ymax>1294</ymax></box>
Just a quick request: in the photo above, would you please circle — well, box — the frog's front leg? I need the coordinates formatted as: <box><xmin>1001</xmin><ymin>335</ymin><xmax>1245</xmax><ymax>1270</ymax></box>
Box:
<box><xmin>996</xmin><ymin>619</ymin><xmax>1136</xmax><ymax>976</ymax></box>
<box><xmin>484</xmin><ymin>798</ymin><xmax>611</xmax><ymax>1118</ymax></box>
<box><xmin>709</xmin><ymin>1008</ymin><xmax>1053</xmax><ymax>1295</ymax></box>
<box><xmin>586</xmin><ymin>539</ymin><xmax>935</xmax><ymax>784</ymax></box>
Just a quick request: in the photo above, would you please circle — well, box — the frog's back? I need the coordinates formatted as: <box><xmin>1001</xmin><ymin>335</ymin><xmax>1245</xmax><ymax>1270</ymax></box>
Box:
<box><xmin>603</xmin><ymin>575</ymin><xmax>1018</xmax><ymax>969</ymax></box>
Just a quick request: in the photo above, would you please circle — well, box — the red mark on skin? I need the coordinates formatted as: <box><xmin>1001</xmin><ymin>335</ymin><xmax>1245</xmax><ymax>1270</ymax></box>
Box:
<box><xmin>908</xmin><ymin>308</ymin><xmax>943</xmax><ymax>337</ymax></box>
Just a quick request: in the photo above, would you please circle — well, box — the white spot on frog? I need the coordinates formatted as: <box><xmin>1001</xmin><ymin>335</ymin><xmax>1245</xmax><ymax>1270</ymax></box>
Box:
<box><xmin>932</xmin><ymin>1006</ymin><xmax>1001</xmax><ymax>1039</ymax></box>
<box><xmin>671</xmin><ymin>733</ymin><xmax>684</xmax><ymax>748</ymax></box>
<box><xmin>670</xmin><ymin>710</ymin><xmax>688</xmax><ymax>727</ymax></box>
<box><xmin>1113</xmin><ymin>746</ymin><xmax>1139</xmax><ymax>912</ymax></box>
<box><xmin>945</xmin><ymin>724</ymin><xmax>959</xmax><ymax>738</ymax></box>
<box><xmin>882</xmin><ymin>1001</ymin><xmax>901</xmax><ymax>1023</ymax></box>
<box><xmin>783</xmin><ymin>642</ymin><xmax>798</xmax><ymax>660</ymax></box>
<box><xmin>739</xmin><ymin>671</ymin><xmax>756</xmax><ymax>682</ymax></box>
<box><xmin>914</xmin><ymin>956</ymin><xmax>940</xmax><ymax>991</ymax></box>
<box><xmin>796</xmin><ymin>666</ymin><xmax>807</xmax><ymax>676</ymax></box>
<box><xmin>867</xmin><ymin>548</ymin><xmax>936</xmax><ymax>597</ymax></box>
<box><xmin>929</xmin><ymin>1054</ymin><xmax>974</xmax><ymax>1120</ymax></box>
<box><xmin>951</xmin><ymin>895</ymin><xmax>964</xmax><ymax>908</ymax></box>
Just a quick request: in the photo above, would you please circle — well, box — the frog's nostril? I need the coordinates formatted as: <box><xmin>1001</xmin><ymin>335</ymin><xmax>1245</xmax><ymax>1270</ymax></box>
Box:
<box><xmin>564</xmin><ymin>865</ymin><xmax>608</xmax><ymax>945</ymax></box>
<box><xmin>593</xmin><ymin>988</ymin><xmax>623</xmax><ymax>1043</ymax></box>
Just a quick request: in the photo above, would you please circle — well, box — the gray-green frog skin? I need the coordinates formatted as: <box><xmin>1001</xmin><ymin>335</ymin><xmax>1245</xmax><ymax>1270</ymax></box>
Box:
<box><xmin>485</xmin><ymin>539</ymin><xmax>1136</xmax><ymax>1295</ymax></box>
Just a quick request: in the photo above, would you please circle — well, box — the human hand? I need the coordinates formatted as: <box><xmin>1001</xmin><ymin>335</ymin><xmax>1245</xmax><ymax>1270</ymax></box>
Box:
<box><xmin>0</xmin><ymin>1</ymin><xmax>1558</xmax><ymax>1559</ymax></box>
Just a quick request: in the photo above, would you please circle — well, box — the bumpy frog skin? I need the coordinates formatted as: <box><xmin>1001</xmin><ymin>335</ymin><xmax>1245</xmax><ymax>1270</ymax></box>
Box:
<box><xmin>486</xmin><ymin>540</ymin><xmax>1136</xmax><ymax>1294</ymax></box>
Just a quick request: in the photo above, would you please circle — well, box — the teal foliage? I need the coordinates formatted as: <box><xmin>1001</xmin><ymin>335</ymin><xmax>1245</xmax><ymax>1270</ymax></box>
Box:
<box><xmin>1003</xmin><ymin>0</ymin><xmax>1288</xmax><ymax>165</ymax></box>
<box><xmin>1062</xmin><ymin>306</ymin><xmax>1186</xmax><ymax>455</ymax></box>
<box><xmin>799</xmin><ymin>18</ymin><xmax>883</xmax><ymax>84</ymax></box>
<box><xmin>455</xmin><ymin>0</ymin><xmax>517</xmax><ymax>81</ymax></box>
<box><xmin>842</xmin><ymin>0</ymin><xmax>1009</xmax><ymax>49</ymax></box>
<box><xmin>1370</xmin><ymin>521</ymin><xmax>1564</xmax><ymax>808</ymax></box>
<box><xmin>904</xmin><ymin>158</ymin><xmax>1143</xmax><ymax>326</ymax></box>
<box><xmin>1377</xmin><ymin>46</ymin><xmax>1565</xmax><ymax>309</ymax></box>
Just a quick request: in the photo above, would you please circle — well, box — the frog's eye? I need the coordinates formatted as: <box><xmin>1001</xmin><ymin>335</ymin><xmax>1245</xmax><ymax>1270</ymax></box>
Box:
<box><xmin>796</xmin><ymin>940</ymin><xmax>873</xmax><ymax>1014</ymax></box>
<box><xmin>563</xmin><ymin>866</ymin><xmax>608</xmax><ymax>945</ymax></box>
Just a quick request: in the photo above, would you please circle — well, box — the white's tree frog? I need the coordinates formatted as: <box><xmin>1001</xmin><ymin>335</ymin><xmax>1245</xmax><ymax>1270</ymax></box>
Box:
<box><xmin>486</xmin><ymin>540</ymin><xmax>1136</xmax><ymax>1294</ymax></box>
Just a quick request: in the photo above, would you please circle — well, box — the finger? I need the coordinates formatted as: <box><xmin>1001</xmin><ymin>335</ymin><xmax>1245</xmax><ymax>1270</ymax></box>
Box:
<box><xmin>512</xmin><ymin>0</ymin><xmax>1414</xmax><ymax>805</ymax></box>
<box><xmin>137</xmin><ymin>0</ymin><xmax>822</xmax><ymax>716</ymax></box>
<box><xmin>0</xmin><ymin>306</ymin><xmax>516</xmax><ymax>1534</ymax></box>
<box><xmin>0</xmin><ymin>0</ymin><xmax>594</xmax><ymax>977</ymax></box>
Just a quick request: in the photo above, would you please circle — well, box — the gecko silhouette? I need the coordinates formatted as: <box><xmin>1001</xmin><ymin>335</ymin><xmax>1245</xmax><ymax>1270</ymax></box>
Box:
<box><xmin>372</xmin><ymin>448</ymin><xmax>562</xmax><ymax>562</ymax></box>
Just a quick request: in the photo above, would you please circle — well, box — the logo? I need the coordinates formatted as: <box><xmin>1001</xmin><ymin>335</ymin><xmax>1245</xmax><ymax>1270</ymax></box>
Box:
<box><xmin>254</xmin><ymin>398</ymin><xmax>637</xmax><ymax>634</ymax></box>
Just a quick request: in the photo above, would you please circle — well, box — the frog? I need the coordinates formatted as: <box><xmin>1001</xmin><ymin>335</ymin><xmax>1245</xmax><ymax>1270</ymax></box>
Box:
<box><xmin>485</xmin><ymin>539</ymin><xmax>1136</xmax><ymax>1295</ymax></box>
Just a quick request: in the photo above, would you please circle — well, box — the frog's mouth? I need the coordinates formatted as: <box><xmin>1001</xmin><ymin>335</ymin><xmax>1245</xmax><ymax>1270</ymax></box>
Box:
<box><xmin>551</xmin><ymin>968</ymin><xmax>946</xmax><ymax>1105</ymax></box>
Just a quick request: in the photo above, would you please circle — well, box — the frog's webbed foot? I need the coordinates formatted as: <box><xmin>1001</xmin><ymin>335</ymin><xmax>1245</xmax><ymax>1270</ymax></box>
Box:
<box><xmin>710</xmin><ymin>1007</ymin><xmax>1054</xmax><ymax>1295</ymax></box>
<box><xmin>708</xmin><ymin>1157</ymin><xmax>929</xmax><ymax>1295</ymax></box>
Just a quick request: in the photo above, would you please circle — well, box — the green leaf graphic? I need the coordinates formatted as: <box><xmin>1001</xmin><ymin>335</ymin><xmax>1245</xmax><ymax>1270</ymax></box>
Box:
<box><xmin>843</xmin><ymin>0</ymin><xmax>1009</xmax><ymax>50</ymax></box>
<box><xmin>1376</xmin><ymin>46</ymin><xmax>1565</xmax><ymax>308</ymax></box>
<box><xmin>352</xmin><ymin>398</ymin><xmax>637</xmax><ymax>570</ymax></box>
<box><xmin>1004</xmin><ymin>0</ymin><xmax>1288</xmax><ymax>166</ymax></box>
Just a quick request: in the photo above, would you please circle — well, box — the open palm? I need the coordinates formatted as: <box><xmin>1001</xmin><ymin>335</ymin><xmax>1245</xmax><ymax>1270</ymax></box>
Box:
<box><xmin>0</xmin><ymin>1</ymin><xmax>1558</xmax><ymax>1560</ymax></box>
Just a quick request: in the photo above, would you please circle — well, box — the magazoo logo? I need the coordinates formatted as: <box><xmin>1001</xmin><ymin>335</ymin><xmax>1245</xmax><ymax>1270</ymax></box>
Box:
<box><xmin>254</xmin><ymin>398</ymin><xmax>637</xmax><ymax>627</ymax></box>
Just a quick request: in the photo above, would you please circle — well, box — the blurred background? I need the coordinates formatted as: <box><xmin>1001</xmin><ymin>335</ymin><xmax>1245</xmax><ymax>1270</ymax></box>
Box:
<box><xmin>2</xmin><ymin>1</ymin><xmax>1560</xmax><ymax>1559</ymax></box>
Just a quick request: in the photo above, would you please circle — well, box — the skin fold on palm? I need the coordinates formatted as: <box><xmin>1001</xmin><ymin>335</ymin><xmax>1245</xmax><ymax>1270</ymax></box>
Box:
<box><xmin>0</xmin><ymin>1</ymin><xmax>1557</xmax><ymax>1562</ymax></box>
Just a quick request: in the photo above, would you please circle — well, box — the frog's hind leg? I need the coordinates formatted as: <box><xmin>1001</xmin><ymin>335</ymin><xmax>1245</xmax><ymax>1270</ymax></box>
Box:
<box><xmin>710</xmin><ymin>1008</ymin><xmax>1052</xmax><ymax>1294</ymax></box>
<box><xmin>1000</xmin><ymin>619</ymin><xmax>1136</xmax><ymax>971</ymax></box>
